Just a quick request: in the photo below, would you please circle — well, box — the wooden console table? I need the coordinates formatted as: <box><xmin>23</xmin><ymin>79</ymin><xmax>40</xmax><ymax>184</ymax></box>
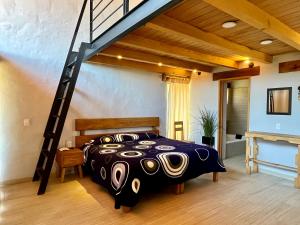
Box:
<box><xmin>245</xmin><ymin>131</ymin><xmax>300</xmax><ymax>189</ymax></box>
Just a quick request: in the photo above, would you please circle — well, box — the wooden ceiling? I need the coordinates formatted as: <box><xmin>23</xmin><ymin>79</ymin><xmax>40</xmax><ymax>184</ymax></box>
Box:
<box><xmin>89</xmin><ymin>0</ymin><xmax>300</xmax><ymax>77</ymax></box>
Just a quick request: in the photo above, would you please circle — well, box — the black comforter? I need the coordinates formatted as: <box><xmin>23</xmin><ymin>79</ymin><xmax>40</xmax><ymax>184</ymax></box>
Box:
<box><xmin>82</xmin><ymin>132</ymin><xmax>226</xmax><ymax>208</ymax></box>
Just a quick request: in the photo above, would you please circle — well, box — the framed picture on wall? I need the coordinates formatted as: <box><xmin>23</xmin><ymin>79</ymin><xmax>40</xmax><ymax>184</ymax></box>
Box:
<box><xmin>267</xmin><ymin>87</ymin><xmax>292</xmax><ymax>115</ymax></box>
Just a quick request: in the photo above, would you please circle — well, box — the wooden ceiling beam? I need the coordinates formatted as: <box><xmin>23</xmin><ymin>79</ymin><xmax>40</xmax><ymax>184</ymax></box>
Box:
<box><xmin>204</xmin><ymin>0</ymin><xmax>300</xmax><ymax>50</ymax></box>
<box><xmin>88</xmin><ymin>55</ymin><xmax>192</xmax><ymax>77</ymax></box>
<box><xmin>147</xmin><ymin>15</ymin><xmax>273</xmax><ymax>63</ymax></box>
<box><xmin>117</xmin><ymin>34</ymin><xmax>239</xmax><ymax>68</ymax></box>
<box><xmin>213</xmin><ymin>66</ymin><xmax>260</xmax><ymax>81</ymax></box>
<box><xmin>99</xmin><ymin>45</ymin><xmax>212</xmax><ymax>72</ymax></box>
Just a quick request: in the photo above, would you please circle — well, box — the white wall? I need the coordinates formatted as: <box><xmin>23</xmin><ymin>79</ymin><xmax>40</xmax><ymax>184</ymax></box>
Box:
<box><xmin>190</xmin><ymin>72</ymin><xmax>219</xmax><ymax>145</ymax></box>
<box><xmin>248</xmin><ymin>53</ymin><xmax>300</xmax><ymax>179</ymax></box>
<box><xmin>191</xmin><ymin>52</ymin><xmax>300</xmax><ymax>179</ymax></box>
<box><xmin>0</xmin><ymin>0</ymin><xmax>166</xmax><ymax>182</ymax></box>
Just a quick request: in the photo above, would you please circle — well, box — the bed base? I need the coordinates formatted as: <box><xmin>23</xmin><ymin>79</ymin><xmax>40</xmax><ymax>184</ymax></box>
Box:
<box><xmin>120</xmin><ymin>172</ymin><xmax>219</xmax><ymax>212</ymax></box>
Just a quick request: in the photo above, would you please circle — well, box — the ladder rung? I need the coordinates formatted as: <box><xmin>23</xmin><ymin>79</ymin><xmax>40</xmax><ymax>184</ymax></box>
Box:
<box><xmin>70</xmin><ymin>51</ymin><xmax>78</xmax><ymax>62</ymax></box>
<box><xmin>67</xmin><ymin>60</ymin><xmax>76</xmax><ymax>68</ymax></box>
<box><xmin>65</xmin><ymin>70</ymin><xmax>72</xmax><ymax>77</ymax></box>
<box><xmin>42</xmin><ymin>149</ymin><xmax>50</xmax><ymax>157</ymax></box>
<box><xmin>62</xmin><ymin>78</ymin><xmax>71</xmax><ymax>84</ymax></box>
<box><xmin>36</xmin><ymin>167</ymin><xmax>44</xmax><ymax>178</ymax></box>
<box><xmin>44</xmin><ymin>132</ymin><xmax>55</xmax><ymax>139</ymax></box>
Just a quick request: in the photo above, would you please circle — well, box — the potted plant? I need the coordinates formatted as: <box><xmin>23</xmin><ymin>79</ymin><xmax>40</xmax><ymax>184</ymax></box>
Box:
<box><xmin>198</xmin><ymin>108</ymin><xmax>217</xmax><ymax>147</ymax></box>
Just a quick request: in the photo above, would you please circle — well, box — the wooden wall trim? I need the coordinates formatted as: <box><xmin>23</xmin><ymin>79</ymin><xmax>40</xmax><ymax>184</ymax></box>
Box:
<box><xmin>213</xmin><ymin>66</ymin><xmax>260</xmax><ymax>81</ymax></box>
<box><xmin>279</xmin><ymin>60</ymin><xmax>300</xmax><ymax>73</ymax></box>
<box><xmin>75</xmin><ymin>117</ymin><xmax>160</xmax><ymax>131</ymax></box>
<box><xmin>217</xmin><ymin>81</ymin><xmax>225</xmax><ymax>158</ymax></box>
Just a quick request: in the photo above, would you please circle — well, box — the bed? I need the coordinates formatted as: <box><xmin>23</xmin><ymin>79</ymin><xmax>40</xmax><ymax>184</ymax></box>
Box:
<box><xmin>75</xmin><ymin>117</ymin><xmax>226</xmax><ymax>211</ymax></box>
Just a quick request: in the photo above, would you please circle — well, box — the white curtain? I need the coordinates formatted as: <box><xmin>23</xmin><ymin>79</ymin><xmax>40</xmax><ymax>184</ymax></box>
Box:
<box><xmin>166</xmin><ymin>82</ymin><xmax>190</xmax><ymax>140</ymax></box>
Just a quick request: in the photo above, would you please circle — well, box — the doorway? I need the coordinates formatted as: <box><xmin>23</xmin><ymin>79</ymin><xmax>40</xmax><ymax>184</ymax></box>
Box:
<box><xmin>218</xmin><ymin>78</ymin><xmax>250</xmax><ymax>167</ymax></box>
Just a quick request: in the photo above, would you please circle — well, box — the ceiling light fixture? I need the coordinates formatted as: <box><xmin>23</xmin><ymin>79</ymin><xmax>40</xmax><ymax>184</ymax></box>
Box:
<box><xmin>193</xmin><ymin>69</ymin><xmax>197</xmax><ymax>73</ymax></box>
<box><xmin>117</xmin><ymin>55</ymin><xmax>122</xmax><ymax>59</ymax></box>
<box><xmin>244</xmin><ymin>59</ymin><xmax>251</xmax><ymax>64</ymax></box>
<box><xmin>260</xmin><ymin>39</ymin><xmax>273</xmax><ymax>45</ymax></box>
<box><xmin>222</xmin><ymin>21</ymin><xmax>237</xmax><ymax>29</ymax></box>
<box><xmin>158</xmin><ymin>62</ymin><xmax>163</xmax><ymax>67</ymax></box>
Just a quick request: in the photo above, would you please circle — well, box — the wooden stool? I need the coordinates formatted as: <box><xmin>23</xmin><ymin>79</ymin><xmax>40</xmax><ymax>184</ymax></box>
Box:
<box><xmin>56</xmin><ymin>148</ymin><xmax>84</xmax><ymax>182</ymax></box>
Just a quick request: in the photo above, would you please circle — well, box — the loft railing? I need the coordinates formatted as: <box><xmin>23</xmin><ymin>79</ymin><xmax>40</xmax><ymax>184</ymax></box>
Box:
<box><xmin>89</xmin><ymin>0</ymin><xmax>145</xmax><ymax>43</ymax></box>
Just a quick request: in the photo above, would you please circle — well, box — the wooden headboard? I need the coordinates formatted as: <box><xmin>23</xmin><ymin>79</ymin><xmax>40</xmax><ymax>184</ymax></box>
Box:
<box><xmin>74</xmin><ymin>117</ymin><xmax>160</xmax><ymax>147</ymax></box>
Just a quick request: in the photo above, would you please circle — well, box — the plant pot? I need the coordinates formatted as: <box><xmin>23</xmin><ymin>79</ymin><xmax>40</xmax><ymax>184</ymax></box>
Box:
<box><xmin>202</xmin><ymin>136</ymin><xmax>215</xmax><ymax>147</ymax></box>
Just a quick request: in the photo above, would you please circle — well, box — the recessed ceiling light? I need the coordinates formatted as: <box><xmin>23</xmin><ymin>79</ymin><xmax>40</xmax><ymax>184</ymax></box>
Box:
<box><xmin>222</xmin><ymin>21</ymin><xmax>237</xmax><ymax>29</ymax></box>
<box><xmin>260</xmin><ymin>39</ymin><xmax>273</xmax><ymax>45</ymax></box>
<box><xmin>158</xmin><ymin>62</ymin><xmax>163</xmax><ymax>66</ymax></box>
<box><xmin>117</xmin><ymin>55</ymin><xmax>122</xmax><ymax>59</ymax></box>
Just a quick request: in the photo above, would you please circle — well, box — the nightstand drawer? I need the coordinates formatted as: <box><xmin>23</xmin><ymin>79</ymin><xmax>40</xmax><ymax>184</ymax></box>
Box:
<box><xmin>62</xmin><ymin>155</ymin><xmax>83</xmax><ymax>167</ymax></box>
<box><xmin>56</xmin><ymin>149</ymin><xmax>84</xmax><ymax>167</ymax></box>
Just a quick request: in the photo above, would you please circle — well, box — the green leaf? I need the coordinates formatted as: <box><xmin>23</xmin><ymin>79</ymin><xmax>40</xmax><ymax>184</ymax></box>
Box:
<box><xmin>197</xmin><ymin>107</ymin><xmax>217</xmax><ymax>138</ymax></box>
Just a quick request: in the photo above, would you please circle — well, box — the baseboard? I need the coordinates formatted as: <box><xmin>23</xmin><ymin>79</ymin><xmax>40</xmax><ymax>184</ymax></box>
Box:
<box><xmin>0</xmin><ymin>177</ymin><xmax>32</xmax><ymax>186</ymax></box>
<box><xmin>259</xmin><ymin>165</ymin><xmax>296</xmax><ymax>181</ymax></box>
<box><xmin>0</xmin><ymin>171</ymin><xmax>58</xmax><ymax>187</ymax></box>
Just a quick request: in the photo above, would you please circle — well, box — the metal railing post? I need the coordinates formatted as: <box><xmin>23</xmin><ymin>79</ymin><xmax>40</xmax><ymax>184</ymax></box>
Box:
<box><xmin>90</xmin><ymin>0</ymin><xmax>93</xmax><ymax>42</ymax></box>
<box><xmin>123</xmin><ymin>0</ymin><xmax>129</xmax><ymax>15</ymax></box>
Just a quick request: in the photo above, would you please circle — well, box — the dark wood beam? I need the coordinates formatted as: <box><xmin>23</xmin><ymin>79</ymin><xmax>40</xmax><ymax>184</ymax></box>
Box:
<box><xmin>279</xmin><ymin>60</ymin><xmax>300</xmax><ymax>73</ymax></box>
<box><xmin>213</xmin><ymin>66</ymin><xmax>260</xmax><ymax>81</ymax></box>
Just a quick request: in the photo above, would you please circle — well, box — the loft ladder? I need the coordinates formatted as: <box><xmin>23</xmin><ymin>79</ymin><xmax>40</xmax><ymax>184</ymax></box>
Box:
<box><xmin>32</xmin><ymin>0</ymin><xmax>90</xmax><ymax>195</ymax></box>
<box><xmin>32</xmin><ymin>0</ymin><xmax>182</xmax><ymax>195</ymax></box>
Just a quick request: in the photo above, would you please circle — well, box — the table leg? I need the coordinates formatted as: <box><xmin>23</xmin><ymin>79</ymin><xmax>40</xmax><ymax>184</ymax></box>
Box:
<box><xmin>245</xmin><ymin>137</ymin><xmax>251</xmax><ymax>175</ymax></box>
<box><xmin>295</xmin><ymin>145</ymin><xmax>300</xmax><ymax>189</ymax></box>
<box><xmin>253</xmin><ymin>137</ymin><xmax>259</xmax><ymax>173</ymax></box>
<box><xmin>60</xmin><ymin>168</ymin><xmax>66</xmax><ymax>183</ymax></box>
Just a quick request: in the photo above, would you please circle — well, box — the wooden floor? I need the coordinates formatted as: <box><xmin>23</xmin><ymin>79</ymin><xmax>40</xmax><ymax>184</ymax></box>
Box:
<box><xmin>1</xmin><ymin>155</ymin><xmax>300</xmax><ymax>225</ymax></box>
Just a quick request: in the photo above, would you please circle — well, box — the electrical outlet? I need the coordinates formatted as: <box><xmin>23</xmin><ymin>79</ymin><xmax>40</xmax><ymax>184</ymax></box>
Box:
<box><xmin>23</xmin><ymin>118</ymin><xmax>31</xmax><ymax>127</ymax></box>
<box><xmin>275</xmin><ymin>123</ymin><xmax>281</xmax><ymax>130</ymax></box>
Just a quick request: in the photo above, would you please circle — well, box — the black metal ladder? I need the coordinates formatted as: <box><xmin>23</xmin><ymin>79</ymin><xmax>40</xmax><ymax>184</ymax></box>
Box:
<box><xmin>32</xmin><ymin>43</ymin><xmax>89</xmax><ymax>195</ymax></box>
<box><xmin>32</xmin><ymin>0</ymin><xmax>90</xmax><ymax>195</ymax></box>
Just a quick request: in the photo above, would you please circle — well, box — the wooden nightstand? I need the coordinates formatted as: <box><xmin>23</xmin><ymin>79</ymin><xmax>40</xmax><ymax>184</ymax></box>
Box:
<box><xmin>56</xmin><ymin>148</ymin><xmax>84</xmax><ymax>182</ymax></box>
